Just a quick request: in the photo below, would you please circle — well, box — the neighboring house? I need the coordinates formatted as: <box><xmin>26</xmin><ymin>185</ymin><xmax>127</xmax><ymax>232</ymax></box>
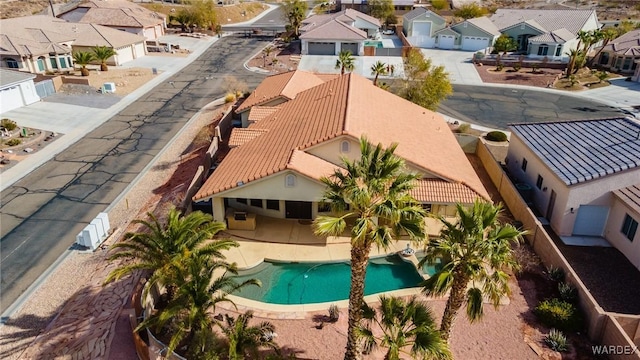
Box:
<box><xmin>0</xmin><ymin>15</ymin><xmax>147</xmax><ymax>73</ymax></box>
<box><xmin>338</xmin><ymin>0</ymin><xmax>414</xmax><ymax>13</ymax></box>
<box><xmin>300</xmin><ymin>9</ymin><xmax>381</xmax><ymax>55</ymax></box>
<box><xmin>445</xmin><ymin>16</ymin><xmax>501</xmax><ymax>51</ymax></box>
<box><xmin>193</xmin><ymin>71</ymin><xmax>490</xmax><ymax>230</ymax></box>
<box><xmin>594</xmin><ymin>29</ymin><xmax>640</xmax><ymax>75</ymax></box>
<box><xmin>58</xmin><ymin>0</ymin><xmax>166</xmax><ymax>40</ymax></box>
<box><xmin>634</xmin><ymin>60</ymin><xmax>640</xmax><ymax>81</ymax></box>
<box><xmin>506</xmin><ymin>118</ymin><xmax>640</xmax><ymax>269</ymax></box>
<box><xmin>490</xmin><ymin>9</ymin><xmax>600</xmax><ymax>60</ymax></box>
<box><xmin>402</xmin><ymin>8</ymin><xmax>446</xmax><ymax>48</ymax></box>
<box><xmin>0</xmin><ymin>69</ymin><xmax>40</xmax><ymax>113</ymax></box>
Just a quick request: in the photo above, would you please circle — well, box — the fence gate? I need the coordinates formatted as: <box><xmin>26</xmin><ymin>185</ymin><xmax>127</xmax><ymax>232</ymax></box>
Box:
<box><xmin>35</xmin><ymin>79</ymin><xmax>55</xmax><ymax>98</ymax></box>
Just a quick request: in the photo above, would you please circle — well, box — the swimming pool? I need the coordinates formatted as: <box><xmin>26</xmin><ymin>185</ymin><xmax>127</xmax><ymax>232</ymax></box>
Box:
<box><xmin>232</xmin><ymin>255</ymin><xmax>426</xmax><ymax>305</ymax></box>
<box><xmin>364</xmin><ymin>40</ymin><xmax>383</xmax><ymax>48</ymax></box>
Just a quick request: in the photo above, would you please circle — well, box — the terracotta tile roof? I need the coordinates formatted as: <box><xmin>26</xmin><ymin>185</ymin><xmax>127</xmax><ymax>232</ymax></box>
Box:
<box><xmin>194</xmin><ymin>73</ymin><xmax>489</xmax><ymax>202</ymax></box>
<box><xmin>614</xmin><ymin>183</ymin><xmax>640</xmax><ymax>215</ymax></box>
<box><xmin>287</xmin><ymin>150</ymin><xmax>340</xmax><ymax>181</ymax></box>
<box><xmin>235</xmin><ymin>70</ymin><xmax>327</xmax><ymax>113</ymax></box>
<box><xmin>490</xmin><ymin>9</ymin><xmax>596</xmax><ymax>35</ymax></box>
<box><xmin>228</xmin><ymin>128</ymin><xmax>269</xmax><ymax>148</ymax></box>
<box><xmin>300</xmin><ymin>19</ymin><xmax>368</xmax><ymax>40</ymax></box>
<box><xmin>247</xmin><ymin>106</ymin><xmax>281</xmax><ymax>123</ymax></box>
<box><xmin>410</xmin><ymin>179</ymin><xmax>480</xmax><ymax>204</ymax></box>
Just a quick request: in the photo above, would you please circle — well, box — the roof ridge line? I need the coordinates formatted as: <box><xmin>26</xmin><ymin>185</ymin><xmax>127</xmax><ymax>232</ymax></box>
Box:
<box><xmin>92</xmin><ymin>24</ymin><xmax>113</xmax><ymax>47</ymax></box>
<box><xmin>343</xmin><ymin>73</ymin><xmax>352</xmax><ymax>133</ymax></box>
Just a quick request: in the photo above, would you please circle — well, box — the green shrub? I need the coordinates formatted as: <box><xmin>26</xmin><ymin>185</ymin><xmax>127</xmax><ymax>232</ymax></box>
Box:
<box><xmin>496</xmin><ymin>63</ymin><xmax>504</xmax><ymax>71</ymax></box>
<box><xmin>224</xmin><ymin>93</ymin><xmax>236</xmax><ymax>103</ymax></box>
<box><xmin>485</xmin><ymin>131</ymin><xmax>507</xmax><ymax>142</ymax></box>
<box><xmin>535</xmin><ymin>298</ymin><xmax>582</xmax><ymax>331</ymax></box>
<box><xmin>545</xmin><ymin>329</ymin><xmax>568</xmax><ymax>352</ymax></box>
<box><xmin>430</xmin><ymin>0</ymin><xmax>448</xmax><ymax>10</ymax></box>
<box><xmin>457</xmin><ymin>123</ymin><xmax>471</xmax><ymax>133</ymax></box>
<box><xmin>545</xmin><ymin>266</ymin><xmax>565</xmax><ymax>283</ymax></box>
<box><xmin>1</xmin><ymin>118</ymin><xmax>17</xmax><ymax>131</ymax></box>
<box><xmin>513</xmin><ymin>63</ymin><xmax>522</xmax><ymax>72</ymax></box>
<box><xmin>558</xmin><ymin>282</ymin><xmax>578</xmax><ymax>304</ymax></box>
<box><xmin>5</xmin><ymin>138</ymin><xmax>22</xmax><ymax>146</ymax></box>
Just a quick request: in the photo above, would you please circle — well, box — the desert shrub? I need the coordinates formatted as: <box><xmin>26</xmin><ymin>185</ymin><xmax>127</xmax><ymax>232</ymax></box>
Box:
<box><xmin>224</xmin><ymin>93</ymin><xmax>236</xmax><ymax>103</ymax></box>
<box><xmin>545</xmin><ymin>266</ymin><xmax>565</xmax><ymax>283</ymax></box>
<box><xmin>513</xmin><ymin>63</ymin><xmax>522</xmax><ymax>72</ymax></box>
<box><xmin>328</xmin><ymin>304</ymin><xmax>339</xmax><ymax>322</ymax></box>
<box><xmin>430</xmin><ymin>0</ymin><xmax>448</xmax><ymax>10</ymax></box>
<box><xmin>535</xmin><ymin>298</ymin><xmax>582</xmax><ymax>331</ymax></box>
<box><xmin>496</xmin><ymin>63</ymin><xmax>504</xmax><ymax>71</ymax></box>
<box><xmin>545</xmin><ymin>329</ymin><xmax>568</xmax><ymax>352</ymax></box>
<box><xmin>485</xmin><ymin>131</ymin><xmax>507</xmax><ymax>142</ymax></box>
<box><xmin>5</xmin><ymin>138</ymin><xmax>22</xmax><ymax>146</ymax></box>
<box><xmin>1</xmin><ymin>118</ymin><xmax>17</xmax><ymax>131</ymax></box>
<box><xmin>531</xmin><ymin>63</ymin><xmax>540</xmax><ymax>73</ymax></box>
<box><xmin>558</xmin><ymin>282</ymin><xmax>578</xmax><ymax>304</ymax></box>
<box><xmin>457</xmin><ymin>123</ymin><xmax>471</xmax><ymax>133</ymax></box>
<box><xmin>597</xmin><ymin>71</ymin><xmax>608</xmax><ymax>83</ymax></box>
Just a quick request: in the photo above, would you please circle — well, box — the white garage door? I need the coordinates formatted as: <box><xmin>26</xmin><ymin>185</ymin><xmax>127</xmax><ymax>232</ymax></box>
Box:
<box><xmin>308</xmin><ymin>42</ymin><xmax>336</xmax><ymax>55</ymax></box>
<box><xmin>116</xmin><ymin>46</ymin><xmax>134</xmax><ymax>65</ymax></box>
<box><xmin>462</xmin><ymin>36</ymin><xmax>489</xmax><ymax>51</ymax></box>
<box><xmin>438</xmin><ymin>35</ymin><xmax>455</xmax><ymax>49</ymax></box>
<box><xmin>0</xmin><ymin>86</ymin><xmax>24</xmax><ymax>112</ymax></box>
<box><xmin>134</xmin><ymin>43</ymin><xmax>146</xmax><ymax>59</ymax></box>
<box><xmin>412</xmin><ymin>22</ymin><xmax>431</xmax><ymax>37</ymax></box>
<box><xmin>573</xmin><ymin>205</ymin><xmax>609</xmax><ymax>236</ymax></box>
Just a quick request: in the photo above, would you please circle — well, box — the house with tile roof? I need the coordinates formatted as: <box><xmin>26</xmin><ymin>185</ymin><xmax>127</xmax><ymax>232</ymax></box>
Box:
<box><xmin>402</xmin><ymin>8</ymin><xmax>447</xmax><ymax>48</ymax></box>
<box><xmin>506</xmin><ymin>118</ymin><xmax>640</xmax><ymax>269</ymax></box>
<box><xmin>489</xmin><ymin>9</ymin><xmax>600</xmax><ymax>60</ymax></box>
<box><xmin>0</xmin><ymin>15</ymin><xmax>146</xmax><ymax>73</ymax></box>
<box><xmin>194</xmin><ymin>71</ymin><xmax>490</xmax><ymax>233</ymax></box>
<box><xmin>58</xmin><ymin>0</ymin><xmax>166</xmax><ymax>40</ymax></box>
<box><xmin>594</xmin><ymin>29</ymin><xmax>640</xmax><ymax>75</ymax></box>
<box><xmin>300</xmin><ymin>9</ymin><xmax>381</xmax><ymax>55</ymax></box>
<box><xmin>338</xmin><ymin>0</ymin><xmax>415</xmax><ymax>13</ymax></box>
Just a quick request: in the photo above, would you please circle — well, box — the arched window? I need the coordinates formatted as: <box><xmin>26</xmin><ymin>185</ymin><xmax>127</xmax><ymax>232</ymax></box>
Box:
<box><xmin>285</xmin><ymin>174</ymin><xmax>296</xmax><ymax>187</ymax></box>
<box><xmin>36</xmin><ymin>56</ymin><xmax>45</xmax><ymax>72</ymax></box>
<box><xmin>340</xmin><ymin>140</ymin><xmax>350</xmax><ymax>153</ymax></box>
<box><xmin>5</xmin><ymin>58</ymin><xmax>19</xmax><ymax>69</ymax></box>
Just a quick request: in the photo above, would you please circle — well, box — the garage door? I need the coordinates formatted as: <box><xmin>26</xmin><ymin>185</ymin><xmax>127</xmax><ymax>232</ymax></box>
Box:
<box><xmin>116</xmin><ymin>46</ymin><xmax>134</xmax><ymax>65</ymax></box>
<box><xmin>573</xmin><ymin>205</ymin><xmax>609</xmax><ymax>236</ymax></box>
<box><xmin>412</xmin><ymin>22</ymin><xmax>431</xmax><ymax>37</ymax></box>
<box><xmin>341</xmin><ymin>42</ymin><xmax>358</xmax><ymax>55</ymax></box>
<box><xmin>438</xmin><ymin>35</ymin><xmax>455</xmax><ymax>49</ymax></box>
<box><xmin>134</xmin><ymin>43</ymin><xmax>146</xmax><ymax>59</ymax></box>
<box><xmin>462</xmin><ymin>36</ymin><xmax>489</xmax><ymax>51</ymax></box>
<box><xmin>308</xmin><ymin>42</ymin><xmax>336</xmax><ymax>55</ymax></box>
<box><xmin>0</xmin><ymin>86</ymin><xmax>24</xmax><ymax>112</ymax></box>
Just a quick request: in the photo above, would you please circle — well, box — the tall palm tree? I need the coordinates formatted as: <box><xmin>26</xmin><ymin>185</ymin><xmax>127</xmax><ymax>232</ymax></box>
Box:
<box><xmin>335</xmin><ymin>50</ymin><xmax>355</xmax><ymax>75</ymax></box>
<box><xmin>262</xmin><ymin>45</ymin><xmax>274</xmax><ymax>67</ymax></box>
<box><xmin>72</xmin><ymin>51</ymin><xmax>95</xmax><ymax>76</ymax></box>
<box><xmin>419</xmin><ymin>200</ymin><xmax>525</xmax><ymax>342</ymax></box>
<box><xmin>222</xmin><ymin>310</ymin><xmax>278</xmax><ymax>359</ymax></box>
<box><xmin>370</xmin><ymin>61</ymin><xmax>387</xmax><ymax>86</ymax></box>
<box><xmin>136</xmin><ymin>255</ymin><xmax>260</xmax><ymax>357</ymax></box>
<box><xmin>314</xmin><ymin>137</ymin><xmax>427</xmax><ymax>360</ymax></box>
<box><xmin>358</xmin><ymin>296</ymin><xmax>452</xmax><ymax>360</ymax></box>
<box><xmin>92</xmin><ymin>45</ymin><xmax>117</xmax><ymax>71</ymax></box>
<box><xmin>105</xmin><ymin>208</ymin><xmax>237</xmax><ymax>301</ymax></box>
<box><xmin>565</xmin><ymin>49</ymin><xmax>584</xmax><ymax>76</ymax></box>
<box><xmin>588</xmin><ymin>28</ymin><xmax>618</xmax><ymax>67</ymax></box>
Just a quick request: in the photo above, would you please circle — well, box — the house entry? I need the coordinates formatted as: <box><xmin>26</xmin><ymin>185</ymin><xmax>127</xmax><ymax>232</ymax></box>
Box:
<box><xmin>285</xmin><ymin>201</ymin><xmax>312</xmax><ymax>220</ymax></box>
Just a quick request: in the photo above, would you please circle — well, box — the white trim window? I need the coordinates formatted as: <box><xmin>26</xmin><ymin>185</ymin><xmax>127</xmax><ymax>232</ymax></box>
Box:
<box><xmin>285</xmin><ymin>174</ymin><xmax>296</xmax><ymax>187</ymax></box>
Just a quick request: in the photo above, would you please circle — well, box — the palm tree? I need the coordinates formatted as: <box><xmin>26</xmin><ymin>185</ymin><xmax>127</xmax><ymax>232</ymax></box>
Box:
<box><xmin>222</xmin><ymin>310</ymin><xmax>278</xmax><ymax>359</ymax></box>
<box><xmin>92</xmin><ymin>46</ymin><xmax>117</xmax><ymax>71</ymax></box>
<box><xmin>105</xmin><ymin>208</ymin><xmax>237</xmax><ymax>301</ymax></box>
<box><xmin>370</xmin><ymin>61</ymin><xmax>387</xmax><ymax>86</ymax></box>
<box><xmin>588</xmin><ymin>28</ymin><xmax>617</xmax><ymax>67</ymax></box>
<box><xmin>136</xmin><ymin>255</ymin><xmax>260</xmax><ymax>356</ymax></box>
<box><xmin>419</xmin><ymin>200</ymin><xmax>525</xmax><ymax>342</ymax></box>
<box><xmin>72</xmin><ymin>51</ymin><xmax>95</xmax><ymax>76</ymax></box>
<box><xmin>262</xmin><ymin>45</ymin><xmax>274</xmax><ymax>67</ymax></box>
<box><xmin>314</xmin><ymin>137</ymin><xmax>427</xmax><ymax>360</ymax></box>
<box><xmin>335</xmin><ymin>50</ymin><xmax>355</xmax><ymax>75</ymax></box>
<box><xmin>358</xmin><ymin>296</ymin><xmax>452</xmax><ymax>360</ymax></box>
<box><xmin>565</xmin><ymin>49</ymin><xmax>584</xmax><ymax>76</ymax></box>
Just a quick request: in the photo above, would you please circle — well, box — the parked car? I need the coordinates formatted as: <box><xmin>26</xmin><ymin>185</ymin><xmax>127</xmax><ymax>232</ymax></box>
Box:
<box><xmin>382</xmin><ymin>29</ymin><xmax>395</xmax><ymax>35</ymax></box>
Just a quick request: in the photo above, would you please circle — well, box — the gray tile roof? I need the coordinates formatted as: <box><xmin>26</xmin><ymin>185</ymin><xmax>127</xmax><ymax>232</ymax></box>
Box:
<box><xmin>403</xmin><ymin>8</ymin><xmax>444</xmax><ymax>22</ymax></box>
<box><xmin>509</xmin><ymin>118</ymin><xmax>640</xmax><ymax>186</ymax></box>
<box><xmin>0</xmin><ymin>69</ymin><xmax>36</xmax><ymax>89</ymax></box>
<box><xmin>599</xmin><ymin>29</ymin><xmax>640</xmax><ymax>56</ymax></box>
<box><xmin>490</xmin><ymin>9</ymin><xmax>596</xmax><ymax>35</ymax></box>
<box><xmin>530</xmin><ymin>28</ymin><xmax>576</xmax><ymax>44</ymax></box>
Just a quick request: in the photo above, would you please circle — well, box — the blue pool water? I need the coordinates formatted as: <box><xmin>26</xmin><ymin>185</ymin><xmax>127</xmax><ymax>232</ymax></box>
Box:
<box><xmin>364</xmin><ymin>40</ymin><xmax>383</xmax><ymax>48</ymax></box>
<box><xmin>232</xmin><ymin>255</ymin><xmax>426</xmax><ymax>305</ymax></box>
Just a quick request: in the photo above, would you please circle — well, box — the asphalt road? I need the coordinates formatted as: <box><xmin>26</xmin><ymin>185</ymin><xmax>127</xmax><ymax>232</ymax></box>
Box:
<box><xmin>0</xmin><ymin>36</ymin><xmax>269</xmax><ymax>313</ymax></box>
<box><xmin>440</xmin><ymin>85</ymin><xmax>625</xmax><ymax>129</ymax></box>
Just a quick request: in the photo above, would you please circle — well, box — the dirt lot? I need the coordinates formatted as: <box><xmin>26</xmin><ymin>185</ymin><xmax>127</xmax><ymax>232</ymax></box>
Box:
<box><xmin>62</xmin><ymin>67</ymin><xmax>157</xmax><ymax>96</ymax></box>
<box><xmin>246</xmin><ymin>40</ymin><xmax>302</xmax><ymax>74</ymax></box>
<box><xmin>476</xmin><ymin>65</ymin><xmax>563</xmax><ymax>88</ymax></box>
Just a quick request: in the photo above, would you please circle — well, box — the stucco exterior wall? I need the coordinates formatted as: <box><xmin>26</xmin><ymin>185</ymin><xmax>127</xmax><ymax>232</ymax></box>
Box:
<box><xmin>19</xmin><ymin>80</ymin><xmax>40</xmax><ymax>105</ymax></box>
<box><xmin>217</xmin><ymin>171</ymin><xmax>325</xmax><ymax>203</ymax></box>
<box><xmin>604</xmin><ymin>199</ymin><xmax>640</xmax><ymax>270</ymax></box>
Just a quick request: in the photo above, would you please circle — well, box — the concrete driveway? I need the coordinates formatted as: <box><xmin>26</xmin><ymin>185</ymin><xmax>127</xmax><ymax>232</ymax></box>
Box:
<box><xmin>420</xmin><ymin>49</ymin><xmax>483</xmax><ymax>84</ymax></box>
<box><xmin>298</xmin><ymin>55</ymin><xmax>406</xmax><ymax>80</ymax></box>
<box><xmin>572</xmin><ymin>78</ymin><xmax>640</xmax><ymax>117</ymax></box>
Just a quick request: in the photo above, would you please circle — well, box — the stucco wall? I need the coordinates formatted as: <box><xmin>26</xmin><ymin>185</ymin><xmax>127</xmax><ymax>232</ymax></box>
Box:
<box><xmin>19</xmin><ymin>80</ymin><xmax>40</xmax><ymax>106</ymax></box>
<box><xmin>217</xmin><ymin>171</ymin><xmax>326</xmax><ymax>203</ymax></box>
<box><xmin>604</xmin><ymin>198</ymin><xmax>640</xmax><ymax>270</ymax></box>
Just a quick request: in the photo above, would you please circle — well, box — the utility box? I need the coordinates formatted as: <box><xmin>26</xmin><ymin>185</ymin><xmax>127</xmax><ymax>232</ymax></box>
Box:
<box><xmin>102</xmin><ymin>82</ymin><xmax>116</xmax><ymax>93</ymax></box>
<box><xmin>96</xmin><ymin>212</ymin><xmax>111</xmax><ymax>235</ymax></box>
<box><xmin>76</xmin><ymin>224</ymin><xmax>100</xmax><ymax>250</ymax></box>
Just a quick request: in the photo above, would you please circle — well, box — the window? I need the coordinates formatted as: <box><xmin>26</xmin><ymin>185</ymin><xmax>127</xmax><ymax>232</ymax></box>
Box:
<box><xmin>318</xmin><ymin>202</ymin><xmax>331</xmax><ymax>212</ymax></box>
<box><xmin>600</xmin><ymin>52</ymin><xmax>609</xmax><ymax>65</ymax></box>
<box><xmin>340</xmin><ymin>140</ymin><xmax>350</xmax><ymax>153</ymax></box>
<box><xmin>60</xmin><ymin>57</ymin><xmax>67</xmax><ymax>68</ymax></box>
<box><xmin>285</xmin><ymin>174</ymin><xmax>296</xmax><ymax>187</ymax></box>
<box><xmin>236</xmin><ymin>198</ymin><xmax>247</xmax><ymax>204</ymax></box>
<box><xmin>250</xmin><ymin>199</ymin><xmax>262</xmax><ymax>208</ymax></box>
<box><xmin>5</xmin><ymin>58</ymin><xmax>19</xmax><ymax>69</ymax></box>
<box><xmin>621</xmin><ymin>214</ymin><xmax>638</xmax><ymax>241</ymax></box>
<box><xmin>536</xmin><ymin>175</ymin><xmax>544</xmax><ymax>189</ymax></box>
<box><xmin>421</xmin><ymin>204</ymin><xmax>432</xmax><ymax>213</ymax></box>
<box><xmin>50</xmin><ymin>58</ymin><xmax>58</xmax><ymax>69</ymax></box>
<box><xmin>622</xmin><ymin>58</ymin><xmax>632</xmax><ymax>70</ymax></box>
<box><xmin>521</xmin><ymin>158</ymin><xmax>528</xmax><ymax>172</ymax></box>
<box><xmin>37</xmin><ymin>57</ymin><xmax>45</xmax><ymax>72</ymax></box>
<box><xmin>537</xmin><ymin>45</ymin><xmax>549</xmax><ymax>56</ymax></box>
<box><xmin>555</xmin><ymin>46</ymin><xmax>562</xmax><ymax>56</ymax></box>
<box><xmin>266</xmin><ymin>200</ymin><xmax>280</xmax><ymax>211</ymax></box>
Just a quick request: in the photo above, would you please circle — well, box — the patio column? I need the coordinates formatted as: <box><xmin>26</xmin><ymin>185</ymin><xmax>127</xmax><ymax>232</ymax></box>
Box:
<box><xmin>213</xmin><ymin>197</ymin><xmax>225</xmax><ymax>222</ymax></box>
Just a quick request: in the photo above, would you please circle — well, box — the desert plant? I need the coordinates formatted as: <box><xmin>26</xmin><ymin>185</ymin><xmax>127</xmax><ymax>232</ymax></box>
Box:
<box><xmin>5</xmin><ymin>138</ymin><xmax>21</xmax><ymax>146</ymax></box>
<box><xmin>485</xmin><ymin>131</ymin><xmax>508</xmax><ymax>142</ymax></box>
<box><xmin>535</xmin><ymin>298</ymin><xmax>582</xmax><ymax>332</ymax></box>
<box><xmin>92</xmin><ymin>46</ymin><xmax>117</xmax><ymax>71</ymax></box>
<box><xmin>568</xmin><ymin>74</ymin><xmax>579</xmax><ymax>87</ymax></box>
<box><xmin>225</xmin><ymin>93</ymin><xmax>237</xmax><ymax>103</ymax></box>
<box><xmin>335</xmin><ymin>50</ymin><xmax>355</xmax><ymax>75</ymax></box>
<box><xmin>597</xmin><ymin>71</ymin><xmax>608</xmax><ymax>83</ymax></box>
<box><xmin>1</xmin><ymin>118</ymin><xmax>17</xmax><ymax>131</ymax></box>
<box><xmin>457</xmin><ymin>123</ymin><xmax>471</xmax><ymax>133</ymax></box>
<box><xmin>545</xmin><ymin>266</ymin><xmax>565</xmax><ymax>283</ymax></box>
<box><xmin>531</xmin><ymin>64</ymin><xmax>540</xmax><ymax>73</ymax></box>
<box><xmin>558</xmin><ymin>282</ymin><xmax>578</xmax><ymax>304</ymax></box>
<box><xmin>496</xmin><ymin>63</ymin><xmax>504</xmax><ymax>71</ymax></box>
<box><xmin>545</xmin><ymin>329</ymin><xmax>568</xmax><ymax>352</ymax></box>
<box><xmin>328</xmin><ymin>304</ymin><xmax>340</xmax><ymax>322</ymax></box>
<box><xmin>512</xmin><ymin>63</ymin><xmax>521</xmax><ymax>72</ymax></box>
<box><xmin>430</xmin><ymin>0</ymin><xmax>448</xmax><ymax>10</ymax></box>
<box><xmin>72</xmin><ymin>51</ymin><xmax>96</xmax><ymax>76</ymax></box>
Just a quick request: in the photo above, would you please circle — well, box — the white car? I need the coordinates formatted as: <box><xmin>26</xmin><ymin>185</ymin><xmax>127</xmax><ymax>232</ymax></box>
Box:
<box><xmin>382</xmin><ymin>29</ymin><xmax>395</xmax><ymax>35</ymax></box>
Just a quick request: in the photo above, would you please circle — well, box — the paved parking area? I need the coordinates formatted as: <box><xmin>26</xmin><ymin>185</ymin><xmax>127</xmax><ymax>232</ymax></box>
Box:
<box><xmin>420</xmin><ymin>49</ymin><xmax>483</xmax><ymax>84</ymax></box>
<box><xmin>298</xmin><ymin>55</ymin><xmax>405</xmax><ymax>79</ymax></box>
